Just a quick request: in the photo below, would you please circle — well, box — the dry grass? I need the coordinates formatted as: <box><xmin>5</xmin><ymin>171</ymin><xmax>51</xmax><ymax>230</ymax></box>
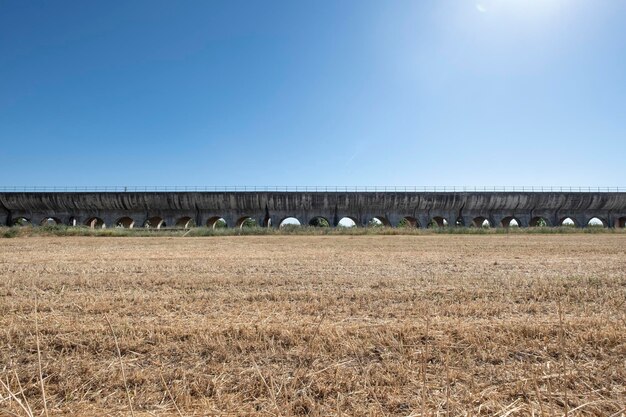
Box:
<box><xmin>0</xmin><ymin>235</ymin><xmax>625</xmax><ymax>416</ymax></box>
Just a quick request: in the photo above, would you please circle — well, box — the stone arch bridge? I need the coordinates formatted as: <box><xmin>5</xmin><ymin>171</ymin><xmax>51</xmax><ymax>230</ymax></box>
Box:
<box><xmin>1</xmin><ymin>191</ymin><xmax>626</xmax><ymax>229</ymax></box>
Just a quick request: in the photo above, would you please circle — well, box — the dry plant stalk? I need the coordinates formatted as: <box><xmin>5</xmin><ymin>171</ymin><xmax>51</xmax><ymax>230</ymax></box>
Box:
<box><xmin>421</xmin><ymin>313</ymin><xmax>430</xmax><ymax>417</ymax></box>
<box><xmin>159</xmin><ymin>371</ymin><xmax>184</xmax><ymax>417</ymax></box>
<box><xmin>532</xmin><ymin>371</ymin><xmax>545</xmax><ymax>417</ymax></box>
<box><xmin>105</xmin><ymin>314</ymin><xmax>135</xmax><ymax>417</ymax></box>
<box><xmin>445</xmin><ymin>346</ymin><xmax>451</xmax><ymax>417</ymax></box>
<box><xmin>13</xmin><ymin>370</ymin><xmax>34</xmax><ymax>417</ymax></box>
<box><xmin>557</xmin><ymin>300</ymin><xmax>569</xmax><ymax>417</ymax></box>
<box><xmin>0</xmin><ymin>376</ymin><xmax>34</xmax><ymax>417</ymax></box>
<box><xmin>34</xmin><ymin>293</ymin><xmax>49</xmax><ymax>417</ymax></box>
<box><xmin>546</xmin><ymin>366</ymin><xmax>556</xmax><ymax>417</ymax></box>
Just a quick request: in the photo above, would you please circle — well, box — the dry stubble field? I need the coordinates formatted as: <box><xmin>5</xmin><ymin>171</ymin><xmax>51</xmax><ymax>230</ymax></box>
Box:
<box><xmin>0</xmin><ymin>235</ymin><xmax>625</xmax><ymax>416</ymax></box>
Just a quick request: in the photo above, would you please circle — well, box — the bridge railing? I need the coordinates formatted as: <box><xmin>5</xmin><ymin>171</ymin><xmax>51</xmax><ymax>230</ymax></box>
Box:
<box><xmin>0</xmin><ymin>186</ymin><xmax>624</xmax><ymax>192</ymax></box>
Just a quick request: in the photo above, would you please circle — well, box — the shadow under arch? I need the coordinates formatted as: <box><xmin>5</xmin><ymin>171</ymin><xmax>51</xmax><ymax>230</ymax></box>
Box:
<box><xmin>500</xmin><ymin>216</ymin><xmax>521</xmax><ymax>228</ymax></box>
<box><xmin>263</xmin><ymin>214</ymin><xmax>272</xmax><ymax>228</ymax></box>
<box><xmin>175</xmin><ymin>216</ymin><xmax>195</xmax><ymax>228</ymax></box>
<box><xmin>115</xmin><ymin>217</ymin><xmax>135</xmax><ymax>228</ymax></box>
<box><xmin>471</xmin><ymin>216</ymin><xmax>491</xmax><ymax>228</ymax></box>
<box><xmin>236</xmin><ymin>216</ymin><xmax>257</xmax><ymax>228</ymax></box>
<box><xmin>85</xmin><ymin>217</ymin><xmax>105</xmax><ymax>229</ymax></box>
<box><xmin>529</xmin><ymin>216</ymin><xmax>551</xmax><ymax>227</ymax></box>
<box><xmin>428</xmin><ymin>216</ymin><xmax>448</xmax><ymax>228</ymax></box>
<box><xmin>40</xmin><ymin>217</ymin><xmax>62</xmax><ymax>226</ymax></box>
<box><xmin>144</xmin><ymin>216</ymin><xmax>165</xmax><ymax>229</ymax></box>
<box><xmin>206</xmin><ymin>216</ymin><xmax>227</xmax><ymax>229</ymax></box>
<box><xmin>309</xmin><ymin>216</ymin><xmax>331</xmax><ymax>227</ymax></box>
<box><xmin>12</xmin><ymin>217</ymin><xmax>31</xmax><ymax>226</ymax></box>
<box><xmin>398</xmin><ymin>216</ymin><xmax>419</xmax><ymax>228</ymax></box>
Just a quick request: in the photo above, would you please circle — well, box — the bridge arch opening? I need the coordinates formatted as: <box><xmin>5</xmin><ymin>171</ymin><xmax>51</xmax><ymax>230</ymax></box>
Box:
<box><xmin>559</xmin><ymin>217</ymin><xmax>577</xmax><ymax>227</ymax></box>
<box><xmin>175</xmin><ymin>217</ymin><xmax>195</xmax><ymax>228</ymax></box>
<box><xmin>471</xmin><ymin>217</ymin><xmax>491</xmax><ymax>228</ymax></box>
<box><xmin>85</xmin><ymin>217</ymin><xmax>105</xmax><ymax>229</ymax></box>
<box><xmin>428</xmin><ymin>217</ymin><xmax>448</xmax><ymax>228</ymax></box>
<box><xmin>368</xmin><ymin>216</ymin><xmax>391</xmax><ymax>227</ymax></box>
<box><xmin>398</xmin><ymin>216</ymin><xmax>418</xmax><ymax>228</ymax></box>
<box><xmin>587</xmin><ymin>217</ymin><xmax>607</xmax><ymax>228</ymax></box>
<box><xmin>337</xmin><ymin>217</ymin><xmax>357</xmax><ymax>228</ymax></box>
<box><xmin>206</xmin><ymin>216</ymin><xmax>227</xmax><ymax>229</ymax></box>
<box><xmin>115</xmin><ymin>217</ymin><xmax>135</xmax><ymax>229</ymax></box>
<box><xmin>12</xmin><ymin>217</ymin><xmax>31</xmax><ymax>226</ymax></box>
<box><xmin>279</xmin><ymin>217</ymin><xmax>302</xmax><ymax>227</ymax></box>
<box><xmin>500</xmin><ymin>216</ymin><xmax>520</xmax><ymax>228</ymax></box>
<box><xmin>309</xmin><ymin>216</ymin><xmax>330</xmax><ymax>227</ymax></box>
<box><xmin>40</xmin><ymin>217</ymin><xmax>62</xmax><ymax>226</ymax></box>
<box><xmin>236</xmin><ymin>216</ymin><xmax>257</xmax><ymax>228</ymax></box>
<box><xmin>144</xmin><ymin>217</ymin><xmax>165</xmax><ymax>229</ymax></box>
<box><xmin>618</xmin><ymin>217</ymin><xmax>626</xmax><ymax>228</ymax></box>
<box><xmin>529</xmin><ymin>217</ymin><xmax>550</xmax><ymax>227</ymax></box>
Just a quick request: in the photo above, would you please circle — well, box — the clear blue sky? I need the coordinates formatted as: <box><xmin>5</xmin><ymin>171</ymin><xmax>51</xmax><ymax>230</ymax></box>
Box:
<box><xmin>1</xmin><ymin>0</ymin><xmax>625</xmax><ymax>187</ymax></box>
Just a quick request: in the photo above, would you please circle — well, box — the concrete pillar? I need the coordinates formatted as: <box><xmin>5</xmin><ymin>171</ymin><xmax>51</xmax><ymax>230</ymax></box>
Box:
<box><xmin>266</xmin><ymin>214</ymin><xmax>280</xmax><ymax>228</ymax></box>
<box><xmin>162</xmin><ymin>216</ymin><xmax>175</xmax><ymax>229</ymax></box>
<box><xmin>356</xmin><ymin>215</ymin><xmax>367</xmax><ymax>228</ymax></box>
<box><xmin>603</xmin><ymin>214</ymin><xmax>611</xmax><ymax>228</ymax></box>
<box><xmin>255</xmin><ymin>214</ymin><xmax>266</xmax><ymax>227</ymax></box>
<box><xmin>452</xmin><ymin>216</ymin><xmax>465</xmax><ymax>227</ymax></box>
<box><xmin>102</xmin><ymin>214</ymin><xmax>117</xmax><ymax>228</ymax></box>
<box><xmin>516</xmin><ymin>215</ymin><xmax>530</xmax><ymax>228</ymax></box>
<box><xmin>202</xmin><ymin>215</ymin><xmax>226</xmax><ymax>228</ymax></box>
<box><xmin>387</xmin><ymin>213</ymin><xmax>404</xmax><ymax>227</ymax></box>
<box><xmin>394</xmin><ymin>215</ymin><xmax>419</xmax><ymax>228</ymax></box>
<box><xmin>489</xmin><ymin>216</ymin><xmax>500</xmax><ymax>228</ymax></box>
<box><xmin>416</xmin><ymin>214</ymin><xmax>430</xmax><ymax>229</ymax></box>
<box><xmin>460</xmin><ymin>216</ymin><xmax>475</xmax><ymax>227</ymax></box>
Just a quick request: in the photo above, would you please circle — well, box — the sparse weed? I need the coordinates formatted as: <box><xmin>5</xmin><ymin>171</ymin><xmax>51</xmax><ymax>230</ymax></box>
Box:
<box><xmin>1</xmin><ymin>224</ymin><xmax>624</xmax><ymax>238</ymax></box>
<box><xmin>1</xmin><ymin>227</ymin><xmax>19</xmax><ymax>238</ymax></box>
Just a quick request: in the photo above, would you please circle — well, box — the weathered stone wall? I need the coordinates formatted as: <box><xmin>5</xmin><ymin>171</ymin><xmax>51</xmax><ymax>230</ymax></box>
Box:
<box><xmin>1</xmin><ymin>192</ymin><xmax>625</xmax><ymax>228</ymax></box>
